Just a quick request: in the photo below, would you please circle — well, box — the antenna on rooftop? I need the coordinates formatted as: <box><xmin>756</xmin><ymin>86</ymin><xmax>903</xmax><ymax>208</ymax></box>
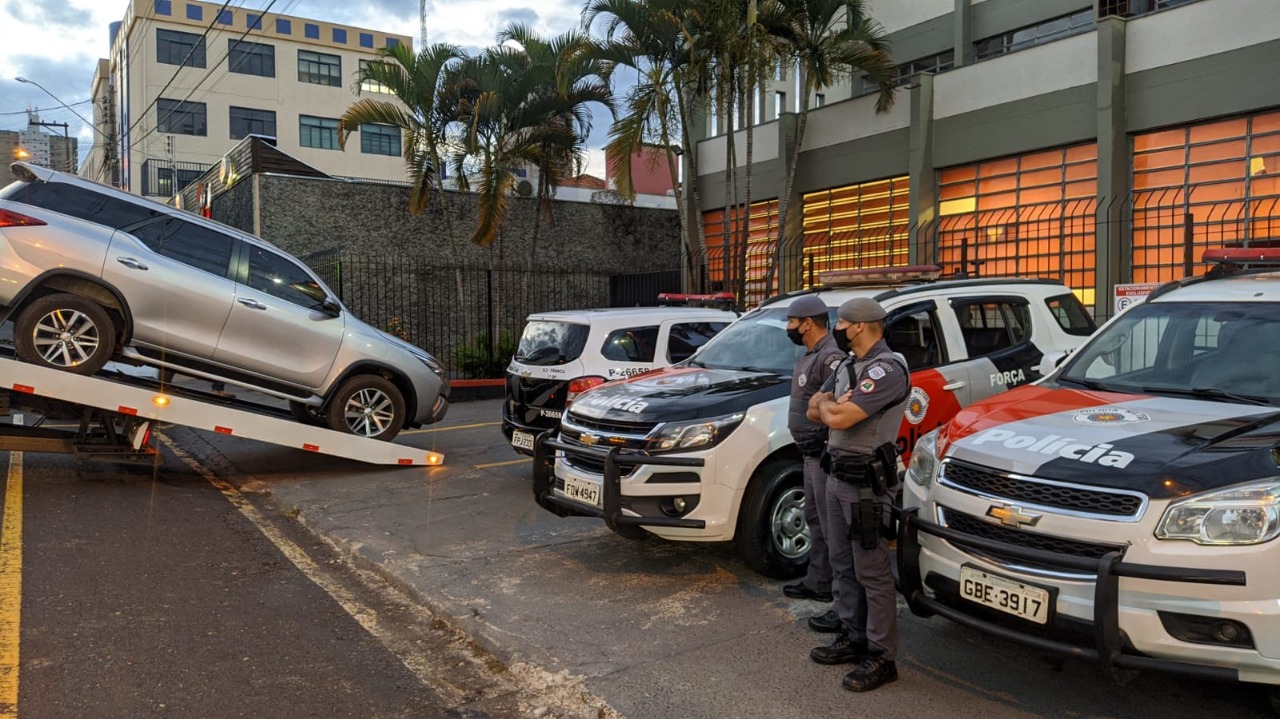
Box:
<box><xmin>419</xmin><ymin>0</ymin><xmax>428</xmax><ymax>48</ymax></box>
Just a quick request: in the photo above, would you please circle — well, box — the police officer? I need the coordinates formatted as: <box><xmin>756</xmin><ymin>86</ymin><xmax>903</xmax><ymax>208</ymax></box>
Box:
<box><xmin>806</xmin><ymin>297</ymin><xmax>910</xmax><ymax>693</ymax></box>
<box><xmin>780</xmin><ymin>295</ymin><xmax>845</xmax><ymax>629</ymax></box>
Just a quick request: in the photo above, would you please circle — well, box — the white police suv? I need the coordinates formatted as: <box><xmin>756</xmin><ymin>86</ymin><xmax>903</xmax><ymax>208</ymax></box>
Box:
<box><xmin>899</xmin><ymin>249</ymin><xmax>1280</xmax><ymax>710</ymax></box>
<box><xmin>532</xmin><ymin>267</ymin><xmax>1094</xmax><ymax>577</ymax></box>
<box><xmin>503</xmin><ymin>302</ymin><xmax>736</xmax><ymax>455</ymax></box>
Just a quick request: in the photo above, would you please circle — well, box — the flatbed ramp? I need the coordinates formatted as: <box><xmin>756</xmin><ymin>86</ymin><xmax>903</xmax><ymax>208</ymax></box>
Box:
<box><xmin>0</xmin><ymin>355</ymin><xmax>444</xmax><ymax>466</ymax></box>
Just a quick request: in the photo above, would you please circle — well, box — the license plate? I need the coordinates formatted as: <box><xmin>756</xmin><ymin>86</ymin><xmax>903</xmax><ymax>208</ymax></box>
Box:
<box><xmin>539</xmin><ymin>409</ymin><xmax>562</xmax><ymax>420</ymax></box>
<box><xmin>562</xmin><ymin>476</ymin><xmax>602</xmax><ymax>508</ymax></box>
<box><xmin>511</xmin><ymin>430</ymin><xmax>535</xmax><ymax>451</ymax></box>
<box><xmin>959</xmin><ymin>565</ymin><xmax>1052</xmax><ymax>625</ymax></box>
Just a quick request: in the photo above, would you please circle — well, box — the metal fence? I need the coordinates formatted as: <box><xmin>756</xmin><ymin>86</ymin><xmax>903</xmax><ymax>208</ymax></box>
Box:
<box><xmin>304</xmin><ymin>250</ymin><xmax>680</xmax><ymax>378</ymax></box>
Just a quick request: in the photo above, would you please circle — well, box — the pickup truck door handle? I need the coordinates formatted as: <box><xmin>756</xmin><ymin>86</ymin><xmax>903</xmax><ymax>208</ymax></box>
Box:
<box><xmin>115</xmin><ymin>257</ymin><xmax>148</xmax><ymax>270</ymax></box>
<box><xmin>942</xmin><ymin>380</ymin><xmax>967</xmax><ymax>391</ymax></box>
<box><xmin>237</xmin><ymin>298</ymin><xmax>267</xmax><ymax>310</ymax></box>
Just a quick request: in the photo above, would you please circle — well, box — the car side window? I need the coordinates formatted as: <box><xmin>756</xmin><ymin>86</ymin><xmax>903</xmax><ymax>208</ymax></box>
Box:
<box><xmin>3</xmin><ymin>181</ymin><xmax>163</xmax><ymax>229</ymax></box>
<box><xmin>602</xmin><ymin>325</ymin><xmax>659</xmax><ymax>363</ymax></box>
<box><xmin>128</xmin><ymin>217</ymin><xmax>234</xmax><ymax>277</ymax></box>
<box><xmin>1045</xmin><ymin>293</ymin><xmax>1096</xmax><ymax>336</ymax></box>
<box><xmin>244</xmin><ymin>245</ymin><xmax>328</xmax><ymax>308</ymax></box>
<box><xmin>886</xmin><ymin>307</ymin><xmax>947</xmax><ymax>371</ymax></box>
<box><xmin>952</xmin><ymin>299</ymin><xmax>1032</xmax><ymax>357</ymax></box>
<box><xmin>667</xmin><ymin>322</ymin><xmax>728</xmax><ymax>362</ymax></box>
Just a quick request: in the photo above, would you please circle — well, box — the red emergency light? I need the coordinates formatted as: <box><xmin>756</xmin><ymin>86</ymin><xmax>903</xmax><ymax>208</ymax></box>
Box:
<box><xmin>657</xmin><ymin>292</ymin><xmax>737</xmax><ymax>308</ymax></box>
<box><xmin>1203</xmin><ymin>248</ymin><xmax>1280</xmax><ymax>264</ymax></box>
<box><xmin>818</xmin><ymin>265</ymin><xmax>943</xmax><ymax>288</ymax></box>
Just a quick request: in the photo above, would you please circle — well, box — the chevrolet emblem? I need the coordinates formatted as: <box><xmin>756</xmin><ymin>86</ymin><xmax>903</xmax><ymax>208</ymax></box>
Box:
<box><xmin>580</xmin><ymin>432</ymin><xmax>599</xmax><ymax>446</ymax></box>
<box><xmin>986</xmin><ymin>503</ymin><xmax>1042</xmax><ymax>528</ymax></box>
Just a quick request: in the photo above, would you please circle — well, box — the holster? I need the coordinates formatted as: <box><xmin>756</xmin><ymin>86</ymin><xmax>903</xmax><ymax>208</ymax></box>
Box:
<box><xmin>793</xmin><ymin>430</ymin><xmax>829</xmax><ymax>458</ymax></box>
<box><xmin>851</xmin><ymin>487</ymin><xmax>880</xmax><ymax>550</ymax></box>
<box><xmin>831</xmin><ymin>455</ymin><xmax>871</xmax><ymax>485</ymax></box>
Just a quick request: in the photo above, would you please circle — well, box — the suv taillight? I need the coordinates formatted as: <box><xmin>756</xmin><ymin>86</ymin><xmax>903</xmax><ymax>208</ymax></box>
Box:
<box><xmin>0</xmin><ymin>209</ymin><xmax>46</xmax><ymax>227</ymax></box>
<box><xmin>566</xmin><ymin>376</ymin><xmax>606</xmax><ymax>405</ymax></box>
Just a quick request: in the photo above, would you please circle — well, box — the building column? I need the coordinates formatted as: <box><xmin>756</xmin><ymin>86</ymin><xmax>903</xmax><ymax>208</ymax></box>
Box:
<box><xmin>954</xmin><ymin>0</ymin><xmax>975</xmax><ymax>67</ymax></box>
<box><xmin>1095</xmin><ymin>16</ymin><xmax>1130</xmax><ymax>320</ymax></box>
<box><xmin>908</xmin><ymin>74</ymin><xmax>937</xmax><ymax>266</ymax></box>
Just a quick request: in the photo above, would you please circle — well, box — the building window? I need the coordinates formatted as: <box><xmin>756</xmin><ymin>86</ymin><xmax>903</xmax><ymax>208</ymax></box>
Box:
<box><xmin>359</xmin><ymin>32</ymin><xmax>374</xmax><ymax>48</ymax></box>
<box><xmin>246</xmin><ymin>13</ymin><xmax>262</xmax><ymax>30</ymax></box>
<box><xmin>814</xmin><ymin>93</ymin><xmax>825</xmax><ymax>108</ymax></box>
<box><xmin>156</xmin><ymin>98</ymin><xmax>207</xmax><ymax>136</ymax></box>
<box><xmin>975</xmin><ymin>9</ymin><xmax>1094</xmax><ymax>60</ymax></box>
<box><xmin>360</xmin><ymin>124</ymin><xmax>400</xmax><ymax>156</ymax></box>
<box><xmin>300</xmin><ymin>115</ymin><xmax>340</xmax><ymax>150</ymax></box>
<box><xmin>217</xmin><ymin>9</ymin><xmax>232</xmax><ymax>25</ymax></box>
<box><xmin>298</xmin><ymin>50</ymin><xmax>341</xmax><ymax>86</ymax></box>
<box><xmin>276</xmin><ymin>18</ymin><xmax>291</xmax><ymax>34</ymax></box>
<box><xmin>229</xmin><ymin>106</ymin><xmax>277</xmax><ymax>140</ymax></box>
<box><xmin>304</xmin><ymin>23</ymin><xmax>319</xmax><ymax>39</ymax></box>
<box><xmin>774</xmin><ymin>91</ymin><xmax>787</xmax><ymax>119</ymax></box>
<box><xmin>154</xmin><ymin>0</ymin><xmax>171</xmax><ymax>16</ymax></box>
<box><xmin>156</xmin><ymin>28</ymin><xmax>206</xmax><ymax>68</ymax></box>
<box><xmin>1100</xmin><ymin>0</ymin><xmax>1200</xmax><ymax>17</ymax></box>
<box><xmin>359</xmin><ymin>59</ymin><xmax>393</xmax><ymax>94</ymax></box>
<box><xmin>185</xmin><ymin>3</ymin><xmax>201</xmax><ymax>21</ymax></box>
<box><xmin>141</xmin><ymin>159</ymin><xmax>206</xmax><ymax>197</ymax></box>
<box><xmin>775</xmin><ymin>60</ymin><xmax>785</xmax><ymax>82</ymax></box>
<box><xmin>801</xmin><ymin>176</ymin><xmax>911</xmax><ymax>285</ymax></box>
<box><xmin>229</xmin><ymin>39</ymin><xmax>275</xmax><ymax>77</ymax></box>
<box><xmin>865</xmin><ymin>49</ymin><xmax>954</xmax><ymax>94</ymax></box>
<box><xmin>332</xmin><ymin>28</ymin><xmax>347</xmax><ymax>44</ymax></box>
<box><xmin>386</xmin><ymin>38</ymin><xmax>399</xmax><ymax>49</ymax></box>
<box><xmin>701</xmin><ymin>199</ymin><xmax>781</xmax><ymax>305</ymax></box>
<box><xmin>937</xmin><ymin>143</ymin><xmax>1098</xmax><ymax>304</ymax></box>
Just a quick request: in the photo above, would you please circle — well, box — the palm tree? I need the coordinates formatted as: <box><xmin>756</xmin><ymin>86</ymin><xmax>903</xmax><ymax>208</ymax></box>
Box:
<box><xmin>760</xmin><ymin>0</ymin><xmax>896</xmax><ymax>296</ymax></box>
<box><xmin>585</xmin><ymin>0</ymin><xmax>711</xmax><ymax>288</ymax></box>
<box><xmin>338</xmin><ymin>42</ymin><xmax>466</xmax><ymax>222</ymax></box>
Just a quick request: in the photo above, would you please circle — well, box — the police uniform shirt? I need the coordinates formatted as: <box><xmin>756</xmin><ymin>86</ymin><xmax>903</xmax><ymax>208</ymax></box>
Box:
<box><xmin>829</xmin><ymin>339</ymin><xmax>910</xmax><ymax>457</ymax></box>
<box><xmin>788</xmin><ymin>333</ymin><xmax>844</xmax><ymax>438</ymax></box>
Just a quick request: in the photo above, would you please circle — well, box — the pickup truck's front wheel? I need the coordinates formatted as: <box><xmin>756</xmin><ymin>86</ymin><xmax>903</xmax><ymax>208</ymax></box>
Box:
<box><xmin>735</xmin><ymin>459</ymin><xmax>808</xmax><ymax>579</ymax></box>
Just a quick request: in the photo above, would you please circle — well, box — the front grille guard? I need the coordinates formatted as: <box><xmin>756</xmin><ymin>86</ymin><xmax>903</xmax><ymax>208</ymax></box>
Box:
<box><xmin>531</xmin><ymin>430</ymin><xmax>707</xmax><ymax>532</ymax></box>
<box><xmin>897</xmin><ymin>507</ymin><xmax>1248</xmax><ymax>683</ymax></box>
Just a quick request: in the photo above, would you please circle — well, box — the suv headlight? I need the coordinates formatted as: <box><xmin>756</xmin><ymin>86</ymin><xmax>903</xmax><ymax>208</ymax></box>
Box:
<box><xmin>410</xmin><ymin>349</ymin><xmax>446</xmax><ymax>378</ymax></box>
<box><xmin>1155</xmin><ymin>479</ymin><xmax>1280</xmax><ymax>545</ymax></box>
<box><xmin>645</xmin><ymin>412</ymin><xmax>745</xmax><ymax>453</ymax></box>
<box><xmin>907</xmin><ymin>430</ymin><xmax>940</xmax><ymax>488</ymax></box>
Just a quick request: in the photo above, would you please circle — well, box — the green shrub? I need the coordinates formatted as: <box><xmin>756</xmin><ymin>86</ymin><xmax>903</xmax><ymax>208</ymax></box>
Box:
<box><xmin>453</xmin><ymin>330</ymin><xmax>517</xmax><ymax>378</ymax></box>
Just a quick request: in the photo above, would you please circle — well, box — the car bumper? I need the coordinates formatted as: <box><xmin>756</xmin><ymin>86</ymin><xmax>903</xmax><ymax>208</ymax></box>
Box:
<box><xmin>501</xmin><ymin>407</ymin><xmax>561</xmax><ymax>456</ymax></box>
<box><xmin>899</xmin><ymin>482</ymin><xmax>1280</xmax><ymax>685</ymax></box>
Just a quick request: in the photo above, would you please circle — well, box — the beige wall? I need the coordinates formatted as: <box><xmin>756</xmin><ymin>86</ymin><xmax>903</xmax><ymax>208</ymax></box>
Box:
<box><xmin>117</xmin><ymin>0</ymin><xmax>412</xmax><ymax>195</ymax></box>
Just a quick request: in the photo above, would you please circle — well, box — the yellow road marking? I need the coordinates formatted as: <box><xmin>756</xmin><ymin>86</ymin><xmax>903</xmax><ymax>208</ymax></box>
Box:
<box><xmin>0</xmin><ymin>453</ymin><xmax>23</xmax><ymax>719</ymax></box>
<box><xmin>402</xmin><ymin>421</ymin><xmax>501</xmax><ymax>435</ymax></box>
<box><xmin>473</xmin><ymin>458</ymin><xmax>531</xmax><ymax>469</ymax></box>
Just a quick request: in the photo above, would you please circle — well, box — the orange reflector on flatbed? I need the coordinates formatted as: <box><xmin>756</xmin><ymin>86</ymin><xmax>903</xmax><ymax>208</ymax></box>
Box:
<box><xmin>303</xmin><ymin>443</ymin><xmax>320</xmax><ymax>452</ymax></box>
<box><xmin>214</xmin><ymin>426</ymin><xmax>233</xmax><ymax>435</ymax></box>
<box><xmin>12</xmin><ymin>384</ymin><xmax>34</xmax><ymax>394</ymax></box>
<box><xmin>117</xmin><ymin>405</ymin><xmax>138</xmax><ymax>415</ymax></box>
<box><xmin>398</xmin><ymin>458</ymin><xmax>414</xmax><ymax>465</ymax></box>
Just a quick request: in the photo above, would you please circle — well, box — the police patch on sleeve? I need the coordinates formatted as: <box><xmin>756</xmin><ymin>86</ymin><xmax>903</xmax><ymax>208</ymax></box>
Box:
<box><xmin>859</xmin><ymin>378</ymin><xmax>875</xmax><ymax>393</ymax></box>
<box><xmin>868</xmin><ymin>366</ymin><xmax>886</xmax><ymax>380</ymax></box>
<box><xmin>828</xmin><ymin>358</ymin><xmax>842</xmax><ymax>372</ymax></box>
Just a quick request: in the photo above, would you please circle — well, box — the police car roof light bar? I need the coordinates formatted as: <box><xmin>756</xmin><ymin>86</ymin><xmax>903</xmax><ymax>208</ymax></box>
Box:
<box><xmin>1203</xmin><ymin>248</ymin><xmax>1280</xmax><ymax>265</ymax></box>
<box><xmin>818</xmin><ymin>265</ymin><xmax>943</xmax><ymax>288</ymax></box>
<box><xmin>657</xmin><ymin>292</ymin><xmax>737</xmax><ymax>309</ymax></box>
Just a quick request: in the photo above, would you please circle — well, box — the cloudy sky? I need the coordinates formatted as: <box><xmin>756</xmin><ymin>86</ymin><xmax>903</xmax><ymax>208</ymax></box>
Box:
<box><xmin>0</xmin><ymin>0</ymin><xmax>615</xmax><ymax>175</ymax></box>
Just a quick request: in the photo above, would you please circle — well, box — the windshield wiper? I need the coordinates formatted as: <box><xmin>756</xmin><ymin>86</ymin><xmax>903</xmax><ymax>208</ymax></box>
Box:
<box><xmin>733</xmin><ymin>365</ymin><xmax>775</xmax><ymax>374</ymax></box>
<box><xmin>1057</xmin><ymin>376</ymin><xmax>1115</xmax><ymax>392</ymax></box>
<box><xmin>1141</xmin><ymin>386</ymin><xmax>1272</xmax><ymax>407</ymax></box>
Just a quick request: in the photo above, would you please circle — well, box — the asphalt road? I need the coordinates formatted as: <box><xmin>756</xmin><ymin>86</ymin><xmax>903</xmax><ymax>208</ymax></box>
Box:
<box><xmin>157</xmin><ymin>398</ymin><xmax>1278</xmax><ymax>719</ymax></box>
<box><xmin>1</xmin><ymin>446</ymin><xmax>535</xmax><ymax>718</ymax></box>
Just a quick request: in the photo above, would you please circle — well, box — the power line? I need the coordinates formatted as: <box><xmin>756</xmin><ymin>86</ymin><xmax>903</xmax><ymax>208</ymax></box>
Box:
<box><xmin>0</xmin><ymin>100</ymin><xmax>92</xmax><ymax>117</ymax></box>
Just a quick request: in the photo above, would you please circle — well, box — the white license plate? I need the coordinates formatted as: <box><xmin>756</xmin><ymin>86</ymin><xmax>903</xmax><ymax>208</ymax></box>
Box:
<box><xmin>959</xmin><ymin>566</ymin><xmax>1051</xmax><ymax>625</ymax></box>
<box><xmin>511</xmin><ymin>430</ymin><xmax>535</xmax><ymax>451</ymax></box>
<box><xmin>539</xmin><ymin>409</ymin><xmax>562</xmax><ymax>420</ymax></box>
<box><xmin>562</xmin><ymin>476</ymin><xmax>602</xmax><ymax>508</ymax></box>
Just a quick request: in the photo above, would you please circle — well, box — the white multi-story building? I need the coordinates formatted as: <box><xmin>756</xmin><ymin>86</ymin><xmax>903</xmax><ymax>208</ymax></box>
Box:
<box><xmin>81</xmin><ymin>0</ymin><xmax>412</xmax><ymax>198</ymax></box>
<box><xmin>3</xmin><ymin>111</ymin><xmax>78</xmax><ymax>183</ymax></box>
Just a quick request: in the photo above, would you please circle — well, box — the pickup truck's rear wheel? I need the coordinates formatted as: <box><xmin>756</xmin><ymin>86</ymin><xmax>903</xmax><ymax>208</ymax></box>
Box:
<box><xmin>735</xmin><ymin>458</ymin><xmax>809</xmax><ymax>579</ymax></box>
<box><xmin>15</xmin><ymin>293</ymin><xmax>115</xmax><ymax>375</ymax></box>
<box><xmin>326</xmin><ymin>374</ymin><xmax>406</xmax><ymax>441</ymax></box>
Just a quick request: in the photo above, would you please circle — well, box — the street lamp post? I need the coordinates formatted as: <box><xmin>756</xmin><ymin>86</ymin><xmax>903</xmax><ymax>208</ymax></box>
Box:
<box><xmin>15</xmin><ymin>76</ymin><xmax>112</xmax><ymax>179</ymax></box>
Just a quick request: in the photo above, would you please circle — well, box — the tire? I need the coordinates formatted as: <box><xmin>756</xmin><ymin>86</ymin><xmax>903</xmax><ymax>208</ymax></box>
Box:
<box><xmin>289</xmin><ymin>401</ymin><xmax>326</xmax><ymax>427</ymax></box>
<box><xmin>1268</xmin><ymin>686</ymin><xmax>1279</xmax><ymax>715</ymax></box>
<box><xmin>735</xmin><ymin>458</ymin><xmax>809</xmax><ymax>579</ymax></box>
<box><xmin>325</xmin><ymin>374</ymin><xmax>406</xmax><ymax>441</ymax></box>
<box><xmin>15</xmin><ymin>293</ymin><xmax>115</xmax><ymax>376</ymax></box>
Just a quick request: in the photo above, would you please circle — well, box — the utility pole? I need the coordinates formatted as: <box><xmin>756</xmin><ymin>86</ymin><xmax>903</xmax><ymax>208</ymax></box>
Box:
<box><xmin>32</xmin><ymin>120</ymin><xmax>72</xmax><ymax>173</ymax></box>
<box><xmin>420</xmin><ymin>0</ymin><xmax>428</xmax><ymax>48</ymax></box>
<box><xmin>167</xmin><ymin>134</ymin><xmax>176</xmax><ymax>196</ymax></box>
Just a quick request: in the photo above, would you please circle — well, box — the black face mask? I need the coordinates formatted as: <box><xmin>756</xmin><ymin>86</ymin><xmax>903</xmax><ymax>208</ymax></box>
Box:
<box><xmin>834</xmin><ymin>327</ymin><xmax>853</xmax><ymax>354</ymax></box>
<box><xmin>786</xmin><ymin>327</ymin><xmax>805</xmax><ymax>346</ymax></box>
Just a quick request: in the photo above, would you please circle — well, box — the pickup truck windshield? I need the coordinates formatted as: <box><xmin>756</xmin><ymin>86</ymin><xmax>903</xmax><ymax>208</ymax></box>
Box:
<box><xmin>1059</xmin><ymin>301</ymin><xmax>1280</xmax><ymax>405</ymax></box>
<box><xmin>690</xmin><ymin>307</ymin><xmax>805</xmax><ymax>374</ymax></box>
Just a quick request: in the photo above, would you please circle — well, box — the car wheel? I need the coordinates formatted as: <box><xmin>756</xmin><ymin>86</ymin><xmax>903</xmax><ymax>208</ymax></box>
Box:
<box><xmin>325</xmin><ymin>375</ymin><xmax>406</xmax><ymax>441</ymax></box>
<box><xmin>15</xmin><ymin>293</ymin><xmax>115</xmax><ymax>376</ymax></box>
<box><xmin>1268</xmin><ymin>686</ymin><xmax>1279</xmax><ymax>715</ymax></box>
<box><xmin>289</xmin><ymin>401</ymin><xmax>326</xmax><ymax>427</ymax></box>
<box><xmin>735</xmin><ymin>458</ymin><xmax>809</xmax><ymax>579</ymax></box>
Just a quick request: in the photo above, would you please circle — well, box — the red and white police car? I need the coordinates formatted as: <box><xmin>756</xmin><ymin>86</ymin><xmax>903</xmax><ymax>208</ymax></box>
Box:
<box><xmin>533</xmin><ymin>267</ymin><xmax>1094</xmax><ymax>577</ymax></box>
<box><xmin>900</xmin><ymin>249</ymin><xmax>1280</xmax><ymax>710</ymax></box>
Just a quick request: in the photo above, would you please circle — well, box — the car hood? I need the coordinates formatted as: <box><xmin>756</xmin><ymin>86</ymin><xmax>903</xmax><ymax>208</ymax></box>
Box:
<box><xmin>566</xmin><ymin>366</ymin><xmax>789</xmax><ymax>423</ymax></box>
<box><xmin>939</xmin><ymin>384</ymin><xmax>1280</xmax><ymax>499</ymax></box>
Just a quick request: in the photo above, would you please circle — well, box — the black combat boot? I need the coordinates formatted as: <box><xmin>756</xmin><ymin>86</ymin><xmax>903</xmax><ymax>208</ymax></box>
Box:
<box><xmin>783</xmin><ymin>581</ymin><xmax>834</xmax><ymax>602</ymax></box>
<box><xmin>842</xmin><ymin>653</ymin><xmax>898</xmax><ymax>692</ymax></box>
<box><xmin>809</xmin><ymin>631</ymin><xmax>869</xmax><ymax>665</ymax></box>
<box><xmin>807</xmin><ymin>609</ymin><xmax>842</xmax><ymax>633</ymax></box>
